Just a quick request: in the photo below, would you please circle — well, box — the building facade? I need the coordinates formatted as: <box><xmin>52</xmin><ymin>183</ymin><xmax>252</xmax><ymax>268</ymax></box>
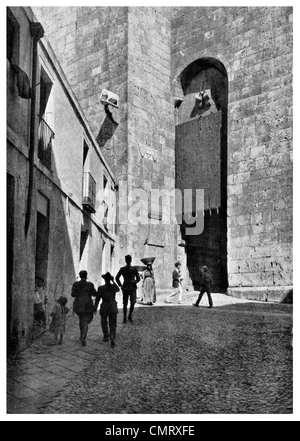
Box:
<box><xmin>32</xmin><ymin>6</ymin><xmax>293</xmax><ymax>302</ymax></box>
<box><xmin>7</xmin><ymin>6</ymin><xmax>117</xmax><ymax>352</ymax></box>
<box><xmin>8</xmin><ymin>6</ymin><xmax>293</xmax><ymax>352</ymax></box>
<box><xmin>32</xmin><ymin>6</ymin><xmax>178</xmax><ymax>289</ymax></box>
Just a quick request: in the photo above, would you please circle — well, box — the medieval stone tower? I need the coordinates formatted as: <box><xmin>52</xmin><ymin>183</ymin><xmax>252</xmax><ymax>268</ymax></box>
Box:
<box><xmin>33</xmin><ymin>6</ymin><xmax>293</xmax><ymax>300</ymax></box>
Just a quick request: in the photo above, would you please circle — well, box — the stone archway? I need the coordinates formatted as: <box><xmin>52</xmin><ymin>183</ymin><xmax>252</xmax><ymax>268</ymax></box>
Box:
<box><xmin>175</xmin><ymin>57</ymin><xmax>228</xmax><ymax>292</ymax></box>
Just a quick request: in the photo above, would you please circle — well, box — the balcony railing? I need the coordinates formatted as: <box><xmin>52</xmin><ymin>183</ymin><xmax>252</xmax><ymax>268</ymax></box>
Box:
<box><xmin>38</xmin><ymin>116</ymin><xmax>54</xmax><ymax>170</ymax></box>
<box><xmin>82</xmin><ymin>172</ymin><xmax>96</xmax><ymax>213</ymax></box>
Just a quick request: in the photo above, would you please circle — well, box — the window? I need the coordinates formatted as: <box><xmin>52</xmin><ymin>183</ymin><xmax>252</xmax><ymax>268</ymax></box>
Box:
<box><xmin>82</xmin><ymin>139</ymin><xmax>96</xmax><ymax>214</ymax></box>
<box><xmin>39</xmin><ymin>67</ymin><xmax>53</xmax><ymax>121</ymax></box>
<box><xmin>82</xmin><ymin>172</ymin><xmax>96</xmax><ymax>213</ymax></box>
<box><xmin>38</xmin><ymin>67</ymin><xmax>54</xmax><ymax>169</ymax></box>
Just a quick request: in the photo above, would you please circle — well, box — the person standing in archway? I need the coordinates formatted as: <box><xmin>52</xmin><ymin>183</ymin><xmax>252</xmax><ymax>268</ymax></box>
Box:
<box><xmin>71</xmin><ymin>270</ymin><xmax>96</xmax><ymax>346</ymax></box>
<box><xmin>116</xmin><ymin>255</ymin><xmax>140</xmax><ymax>323</ymax></box>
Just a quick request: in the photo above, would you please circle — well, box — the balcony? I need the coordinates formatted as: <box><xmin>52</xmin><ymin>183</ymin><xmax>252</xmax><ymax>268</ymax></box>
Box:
<box><xmin>82</xmin><ymin>172</ymin><xmax>96</xmax><ymax>214</ymax></box>
<box><xmin>38</xmin><ymin>116</ymin><xmax>54</xmax><ymax>170</ymax></box>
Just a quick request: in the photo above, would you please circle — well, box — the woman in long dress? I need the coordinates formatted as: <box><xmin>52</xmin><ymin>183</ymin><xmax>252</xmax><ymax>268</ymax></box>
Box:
<box><xmin>142</xmin><ymin>264</ymin><xmax>155</xmax><ymax>305</ymax></box>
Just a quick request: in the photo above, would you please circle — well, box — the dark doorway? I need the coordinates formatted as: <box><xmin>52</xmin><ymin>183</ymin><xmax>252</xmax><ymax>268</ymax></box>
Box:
<box><xmin>80</xmin><ymin>230</ymin><xmax>89</xmax><ymax>260</ymax></box>
<box><xmin>35</xmin><ymin>194</ymin><xmax>49</xmax><ymax>283</ymax></box>
<box><xmin>7</xmin><ymin>173</ymin><xmax>15</xmax><ymax>353</ymax></box>
<box><xmin>83</xmin><ymin>139</ymin><xmax>89</xmax><ymax>166</ymax></box>
<box><xmin>110</xmin><ymin>244</ymin><xmax>115</xmax><ymax>272</ymax></box>
<box><xmin>175</xmin><ymin>58</ymin><xmax>228</xmax><ymax>292</ymax></box>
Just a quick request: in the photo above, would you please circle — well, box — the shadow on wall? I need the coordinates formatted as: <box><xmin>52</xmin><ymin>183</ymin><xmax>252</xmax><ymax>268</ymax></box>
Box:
<box><xmin>182</xmin><ymin>209</ymin><xmax>228</xmax><ymax>293</ymax></box>
<box><xmin>96</xmin><ymin>114</ymin><xmax>118</xmax><ymax>148</ymax></box>
<box><xmin>46</xmin><ymin>149</ymin><xmax>79</xmax><ymax>304</ymax></box>
<box><xmin>214</xmin><ymin>302</ymin><xmax>293</xmax><ymax>315</ymax></box>
<box><xmin>282</xmin><ymin>289</ymin><xmax>293</xmax><ymax>304</ymax></box>
<box><xmin>10</xmin><ymin>148</ymin><xmax>79</xmax><ymax>353</ymax></box>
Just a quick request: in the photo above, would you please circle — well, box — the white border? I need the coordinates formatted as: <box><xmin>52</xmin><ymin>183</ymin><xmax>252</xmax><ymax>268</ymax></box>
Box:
<box><xmin>2</xmin><ymin>0</ymin><xmax>298</xmax><ymax>422</ymax></box>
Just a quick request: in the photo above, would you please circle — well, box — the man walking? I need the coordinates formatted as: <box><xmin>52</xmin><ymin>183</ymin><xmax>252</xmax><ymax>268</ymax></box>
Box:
<box><xmin>116</xmin><ymin>255</ymin><xmax>140</xmax><ymax>323</ymax></box>
<box><xmin>94</xmin><ymin>272</ymin><xmax>120</xmax><ymax>348</ymax></box>
<box><xmin>193</xmin><ymin>265</ymin><xmax>213</xmax><ymax>309</ymax></box>
<box><xmin>71</xmin><ymin>270</ymin><xmax>96</xmax><ymax>346</ymax></box>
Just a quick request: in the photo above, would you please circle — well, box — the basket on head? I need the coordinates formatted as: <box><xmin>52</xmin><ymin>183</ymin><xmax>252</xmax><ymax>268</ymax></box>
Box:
<box><xmin>135</xmin><ymin>265</ymin><xmax>147</xmax><ymax>272</ymax></box>
<box><xmin>141</xmin><ymin>257</ymin><xmax>156</xmax><ymax>266</ymax></box>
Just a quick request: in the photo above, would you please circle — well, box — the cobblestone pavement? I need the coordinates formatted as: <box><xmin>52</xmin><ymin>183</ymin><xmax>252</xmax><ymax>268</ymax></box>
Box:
<box><xmin>7</xmin><ymin>292</ymin><xmax>293</xmax><ymax>415</ymax></box>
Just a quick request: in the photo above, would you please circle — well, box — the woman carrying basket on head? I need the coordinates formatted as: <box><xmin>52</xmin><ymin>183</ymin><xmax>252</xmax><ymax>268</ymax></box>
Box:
<box><xmin>142</xmin><ymin>263</ymin><xmax>156</xmax><ymax>306</ymax></box>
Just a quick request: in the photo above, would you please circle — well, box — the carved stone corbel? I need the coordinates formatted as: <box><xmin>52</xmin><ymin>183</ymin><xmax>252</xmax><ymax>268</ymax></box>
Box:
<box><xmin>30</xmin><ymin>22</ymin><xmax>45</xmax><ymax>41</ymax></box>
<box><xmin>139</xmin><ymin>145</ymin><xmax>158</xmax><ymax>162</ymax></box>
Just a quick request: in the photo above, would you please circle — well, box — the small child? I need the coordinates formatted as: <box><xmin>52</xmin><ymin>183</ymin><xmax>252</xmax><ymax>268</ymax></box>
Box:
<box><xmin>50</xmin><ymin>296</ymin><xmax>70</xmax><ymax>345</ymax></box>
<box><xmin>193</xmin><ymin>266</ymin><xmax>213</xmax><ymax>309</ymax></box>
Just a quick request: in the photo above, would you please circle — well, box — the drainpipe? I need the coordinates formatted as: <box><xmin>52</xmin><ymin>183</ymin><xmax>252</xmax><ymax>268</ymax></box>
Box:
<box><xmin>25</xmin><ymin>22</ymin><xmax>44</xmax><ymax>237</ymax></box>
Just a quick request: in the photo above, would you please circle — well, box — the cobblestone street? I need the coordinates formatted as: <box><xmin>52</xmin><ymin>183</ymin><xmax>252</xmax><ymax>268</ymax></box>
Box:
<box><xmin>7</xmin><ymin>293</ymin><xmax>293</xmax><ymax>415</ymax></box>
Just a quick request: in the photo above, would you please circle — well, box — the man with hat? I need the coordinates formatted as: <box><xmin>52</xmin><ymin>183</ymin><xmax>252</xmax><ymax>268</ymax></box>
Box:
<box><xmin>94</xmin><ymin>272</ymin><xmax>120</xmax><ymax>348</ymax></box>
<box><xmin>116</xmin><ymin>255</ymin><xmax>140</xmax><ymax>323</ymax></box>
<box><xmin>71</xmin><ymin>270</ymin><xmax>96</xmax><ymax>346</ymax></box>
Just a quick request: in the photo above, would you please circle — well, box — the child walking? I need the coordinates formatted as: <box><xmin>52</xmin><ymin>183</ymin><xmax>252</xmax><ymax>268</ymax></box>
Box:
<box><xmin>50</xmin><ymin>296</ymin><xmax>70</xmax><ymax>345</ymax></box>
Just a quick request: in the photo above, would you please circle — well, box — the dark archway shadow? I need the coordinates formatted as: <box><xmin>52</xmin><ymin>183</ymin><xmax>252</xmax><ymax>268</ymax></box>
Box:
<box><xmin>180</xmin><ymin>57</ymin><xmax>228</xmax><ymax>92</ymax></box>
<box><xmin>282</xmin><ymin>289</ymin><xmax>293</xmax><ymax>304</ymax></box>
<box><xmin>96</xmin><ymin>114</ymin><xmax>118</xmax><ymax>148</ymax></box>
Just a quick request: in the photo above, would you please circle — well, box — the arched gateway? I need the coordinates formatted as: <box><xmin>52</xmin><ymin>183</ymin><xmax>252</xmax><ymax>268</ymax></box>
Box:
<box><xmin>175</xmin><ymin>57</ymin><xmax>228</xmax><ymax>292</ymax></box>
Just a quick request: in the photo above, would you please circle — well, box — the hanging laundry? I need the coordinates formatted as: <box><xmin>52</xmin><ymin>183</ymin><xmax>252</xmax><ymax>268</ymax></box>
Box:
<box><xmin>12</xmin><ymin>64</ymin><xmax>31</xmax><ymax>99</ymax></box>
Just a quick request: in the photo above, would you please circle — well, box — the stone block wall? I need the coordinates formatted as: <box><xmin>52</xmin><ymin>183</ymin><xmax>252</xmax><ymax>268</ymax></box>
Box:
<box><xmin>7</xmin><ymin>140</ymin><xmax>34</xmax><ymax>351</ymax></box>
<box><xmin>171</xmin><ymin>7</ymin><xmax>293</xmax><ymax>300</ymax></box>
<box><xmin>33</xmin><ymin>6</ymin><xmax>129</xmax><ymax>179</ymax></box>
<box><xmin>7</xmin><ymin>7</ymin><xmax>38</xmax><ymax>351</ymax></box>
<box><xmin>127</xmin><ymin>7</ymin><xmax>176</xmax><ymax>286</ymax></box>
